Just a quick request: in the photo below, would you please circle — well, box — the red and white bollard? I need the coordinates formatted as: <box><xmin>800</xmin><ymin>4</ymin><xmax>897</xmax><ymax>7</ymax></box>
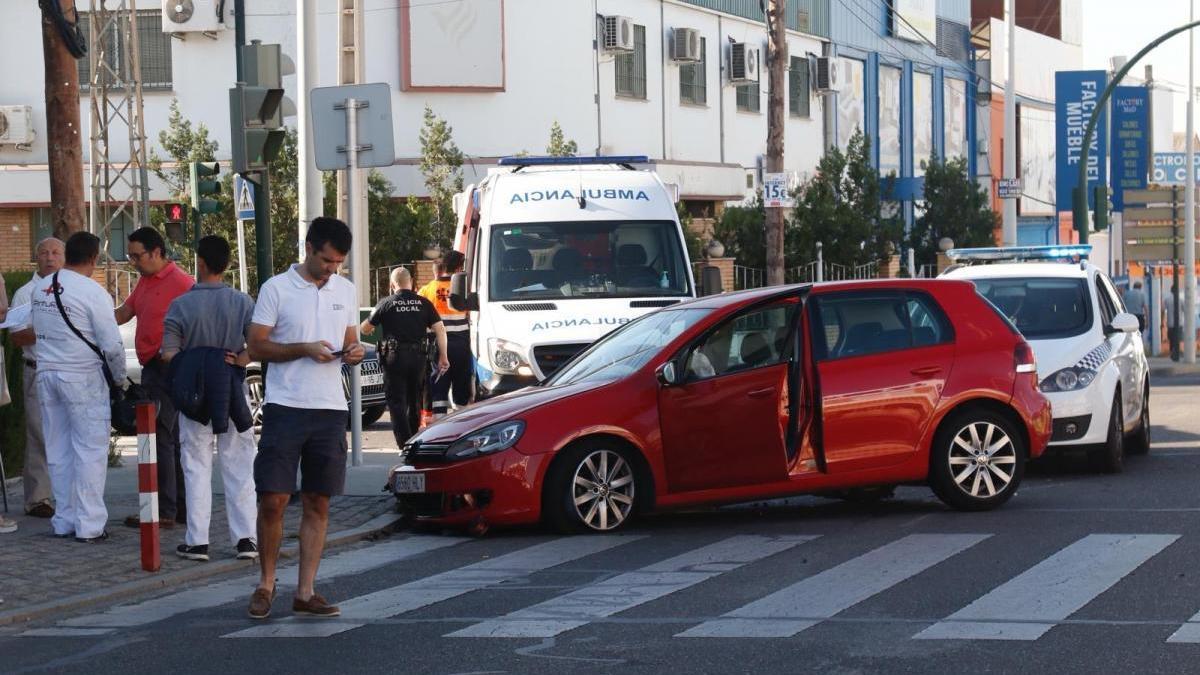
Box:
<box><xmin>136</xmin><ymin>402</ymin><xmax>160</xmax><ymax>572</ymax></box>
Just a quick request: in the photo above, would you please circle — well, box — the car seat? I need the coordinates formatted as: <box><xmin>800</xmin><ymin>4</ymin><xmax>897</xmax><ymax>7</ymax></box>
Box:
<box><xmin>615</xmin><ymin>244</ymin><xmax>658</xmax><ymax>287</ymax></box>
<box><xmin>842</xmin><ymin>321</ymin><xmax>883</xmax><ymax>356</ymax></box>
<box><xmin>739</xmin><ymin>332</ymin><xmax>772</xmax><ymax>368</ymax></box>
<box><xmin>496</xmin><ymin>248</ymin><xmax>534</xmax><ymax>293</ymax></box>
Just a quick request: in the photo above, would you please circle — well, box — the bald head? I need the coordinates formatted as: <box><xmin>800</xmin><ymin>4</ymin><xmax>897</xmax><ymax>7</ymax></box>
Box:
<box><xmin>389</xmin><ymin>267</ymin><xmax>413</xmax><ymax>292</ymax></box>
<box><xmin>35</xmin><ymin>237</ymin><xmax>65</xmax><ymax>278</ymax></box>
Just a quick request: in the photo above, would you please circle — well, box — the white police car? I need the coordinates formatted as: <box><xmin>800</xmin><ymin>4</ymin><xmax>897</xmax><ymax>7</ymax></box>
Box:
<box><xmin>942</xmin><ymin>246</ymin><xmax>1149</xmax><ymax>472</ymax></box>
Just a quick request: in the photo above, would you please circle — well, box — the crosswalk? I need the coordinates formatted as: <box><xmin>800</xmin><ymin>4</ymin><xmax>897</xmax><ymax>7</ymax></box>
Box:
<box><xmin>22</xmin><ymin>529</ymin><xmax>1200</xmax><ymax>644</ymax></box>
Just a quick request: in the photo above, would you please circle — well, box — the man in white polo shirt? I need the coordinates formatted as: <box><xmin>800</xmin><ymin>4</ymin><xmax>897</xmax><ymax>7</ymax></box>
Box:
<box><xmin>245</xmin><ymin>217</ymin><xmax>364</xmax><ymax>620</ymax></box>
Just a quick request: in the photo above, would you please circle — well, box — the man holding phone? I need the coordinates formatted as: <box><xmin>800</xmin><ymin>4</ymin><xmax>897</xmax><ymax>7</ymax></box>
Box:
<box><xmin>245</xmin><ymin>217</ymin><xmax>364</xmax><ymax>620</ymax></box>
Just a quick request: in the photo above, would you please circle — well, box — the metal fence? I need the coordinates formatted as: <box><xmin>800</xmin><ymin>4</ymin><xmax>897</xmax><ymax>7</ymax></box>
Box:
<box><xmin>736</xmin><ymin>261</ymin><xmax>880</xmax><ymax>289</ymax></box>
<box><xmin>733</xmin><ymin>265</ymin><xmax>765</xmax><ymax>290</ymax></box>
<box><xmin>915</xmin><ymin>263</ymin><xmax>939</xmax><ymax>279</ymax></box>
<box><xmin>371</xmin><ymin>264</ymin><xmax>415</xmax><ymax>305</ymax></box>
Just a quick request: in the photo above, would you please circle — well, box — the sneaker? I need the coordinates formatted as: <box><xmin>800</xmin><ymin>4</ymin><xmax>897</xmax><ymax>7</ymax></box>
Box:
<box><xmin>247</xmin><ymin>587</ymin><xmax>275</xmax><ymax>620</ymax></box>
<box><xmin>52</xmin><ymin>531</ymin><xmax>74</xmax><ymax>539</ymax></box>
<box><xmin>235</xmin><ymin>539</ymin><xmax>259</xmax><ymax>560</ymax></box>
<box><xmin>0</xmin><ymin>516</ymin><xmax>17</xmax><ymax>534</ymax></box>
<box><xmin>26</xmin><ymin>503</ymin><xmax>55</xmax><ymax>519</ymax></box>
<box><xmin>292</xmin><ymin>593</ymin><xmax>340</xmax><ymax>618</ymax></box>
<box><xmin>75</xmin><ymin>530</ymin><xmax>110</xmax><ymax>543</ymax></box>
<box><xmin>176</xmin><ymin>544</ymin><xmax>210</xmax><ymax>561</ymax></box>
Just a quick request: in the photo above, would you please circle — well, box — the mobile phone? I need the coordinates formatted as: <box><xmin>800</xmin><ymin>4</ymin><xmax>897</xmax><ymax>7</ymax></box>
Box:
<box><xmin>329</xmin><ymin>349</ymin><xmax>347</xmax><ymax>357</ymax></box>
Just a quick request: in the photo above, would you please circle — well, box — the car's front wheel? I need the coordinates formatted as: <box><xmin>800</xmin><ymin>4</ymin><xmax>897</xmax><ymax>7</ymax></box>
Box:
<box><xmin>929</xmin><ymin>409</ymin><xmax>1026</xmax><ymax>511</ymax></box>
<box><xmin>545</xmin><ymin>440</ymin><xmax>640</xmax><ymax>533</ymax></box>
<box><xmin>1090</xmin><ymin>394</ymin><xmax>1126</xmax><ymax>473</ymax></box>
<box><xmin>1125</xmin><ymin>385</ymin><xmax>1151</xmax><ymax>456</ymax></box>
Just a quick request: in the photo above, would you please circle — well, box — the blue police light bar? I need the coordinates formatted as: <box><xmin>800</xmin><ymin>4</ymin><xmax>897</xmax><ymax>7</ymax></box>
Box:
<box><xmin>946</xmin><ymin>245</ymin><xmax>1092</xmax><ymax>262</ymax></box>
<box><xmin>497</xmin><ymin>155</ymin><xmax>650</xmax><ymax>167</ymax></box>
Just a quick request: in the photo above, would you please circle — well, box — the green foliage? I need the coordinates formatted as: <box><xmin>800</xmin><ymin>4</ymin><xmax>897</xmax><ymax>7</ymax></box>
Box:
<box><xmin>790</xmin><ymin>130</ymin><xmax>901</xmax><ymax>267</ymax></box>
<box><xmin>323</xmin><ymin>171</ymin><xmax>441</xmax><ymax>269</ymax></box>
<box><xmin>908</xmin><ymin>155</ymin><xmax>998</xmax><ymax>266</ymax></box>
<box><xmin>2</xmin><ymin>270</ymin><xmax>34</xmax><ymax>475</ymax></box>
<box><xmin>418</xmin><ymin>106</ymin><xmax>464</xmax><ymax>243</ymax></box>
<box><xmin>713</xmin><ymin>199</ymin><xmax>766</xmax><ymax>270</ymax></box>
<box><xmin>676</xmin><ymin>202</ymin><xmax>704</xmax><ymax>262</ymax></box>
<box><xmin>546</xmin><ymin>121</ymin><xmax>578</xmax><ymax>157</ymax></box>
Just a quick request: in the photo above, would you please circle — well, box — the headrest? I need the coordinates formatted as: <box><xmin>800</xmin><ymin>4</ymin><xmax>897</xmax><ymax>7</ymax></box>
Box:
<box><xmin>553</xmin><ymin>247</ymin><xmax>583</xmax><ymax>270</ymax></box>
<box><xmin>740</xmin><ymin>332</ymin><xmax>771</xmax><ymax>367</ymax></box>
<box><xmin>617</xmin><ymin>244</ymin><xmax>647</xmax><ymax>266</ymax></box>
<box><xmin>501</xmin><ymin>248</ymin><xmax>532</xmax><ymax>270</ymax></box>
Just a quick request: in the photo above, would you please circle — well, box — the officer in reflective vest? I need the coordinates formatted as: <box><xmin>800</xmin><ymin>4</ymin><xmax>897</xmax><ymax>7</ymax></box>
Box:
<box><xmin>418</xmin><ymin>251</ymin><xmax>471</xmax><ymax>418</ymax></box>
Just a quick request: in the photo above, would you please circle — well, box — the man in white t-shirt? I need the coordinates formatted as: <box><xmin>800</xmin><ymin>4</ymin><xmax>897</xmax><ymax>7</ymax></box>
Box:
<box><xmin>9</xmin><ymin>237</ymin><xmax>65</xmax><ymax>519</ymax></box>
<box><xmin>245</xmin><ymin>217</ymin><xmax>364</xmax><ymax>620</ymax></box>
<box><xmin>30</xmin><ymin>232</ymin><xmax>126</xmax><ymax>542</ymax></box>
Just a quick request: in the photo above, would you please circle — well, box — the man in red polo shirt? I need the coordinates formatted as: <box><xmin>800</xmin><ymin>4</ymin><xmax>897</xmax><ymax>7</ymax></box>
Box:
<box><xmin>116</xmin><ymin>227</ymin><xmax>195</xmax><ymax>528</ymax></box>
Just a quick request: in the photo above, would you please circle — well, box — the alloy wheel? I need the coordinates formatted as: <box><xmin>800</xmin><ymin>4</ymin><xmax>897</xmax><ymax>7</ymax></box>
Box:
<box><xmin>246</xmin><ymin>372</ymin><xmax>265</xmax><ymax>429</ymax></box>
<box><xmin>571</xmin><ymin>449</ymin><xmax>636</xmax><ymax>531</ymax></box>
<box><xmin>948</xmin><ymin>422</ymin><xmax>1017</xmax><ymax>499</ymax></box>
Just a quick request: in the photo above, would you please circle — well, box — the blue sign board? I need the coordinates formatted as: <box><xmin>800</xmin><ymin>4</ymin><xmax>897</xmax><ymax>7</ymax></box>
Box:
<box><xmin>234</xmin><ymin>175</ymin><xmax>256</xmax><ymax>221</ymax></box>
<box><xmin>1152</xmin><ymin>153</ymin><xmax>1200</xmax><ymax>184</ymax></box>
<box><xmin>1109</xmin><ymin>86</ymin><xmax>1149</xmax><ymax>211</ymax></box>
<box><xmin>1055</xmin><ymin>70</ymin><xmax>1109</xmax><ymax>212</ymax></box>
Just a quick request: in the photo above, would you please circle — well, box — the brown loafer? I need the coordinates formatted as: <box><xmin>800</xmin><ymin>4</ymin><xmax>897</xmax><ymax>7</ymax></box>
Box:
<box><xmin>247</xmin><ymin>587</ymin><xmax>275</xmax><ymax>620</ymax></box>
<box><xmin>26</xmin><ymin>503</ymin><xmax>55</xmax><ymax>519</ymax></box>
<box><xmin>292</xmin><ymin>593</ymin><xmax>340</xmax><ymax>618</ymax></box>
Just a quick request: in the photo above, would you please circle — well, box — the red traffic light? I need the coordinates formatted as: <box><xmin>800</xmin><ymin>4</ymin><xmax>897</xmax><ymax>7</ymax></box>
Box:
<box><xmin>164</xmin><ymin>202</ymin><xmax>185</xmax><ymax>223</ymax></box>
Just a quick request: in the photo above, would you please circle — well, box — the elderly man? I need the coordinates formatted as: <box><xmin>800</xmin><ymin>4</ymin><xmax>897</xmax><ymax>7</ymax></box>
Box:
<box><xmin>10</xmin><ymin>238</ymin><xmax>66</xmax><ymax>520</ymax></box>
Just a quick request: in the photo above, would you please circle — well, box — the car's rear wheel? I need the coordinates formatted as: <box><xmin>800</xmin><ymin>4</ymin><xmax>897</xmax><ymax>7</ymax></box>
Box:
<box><xmin>1090</xmin><ymin>394</ymin><xmax>1126</xmax><ymax>473</ymax></box>
<box><xmin>545</xmin><ymin>440</ymin><xmax>639</xmax><ymax>534</ymax></box>
<box><xmin>1125</xmin><ymin>385</ymin><xmax>1151</xmax><ymax>456</ymax></box>
<box><xmin>929</xmin><ymin>409</ymin><xmax>1026</xmax><ymax>511</ymax></box>
<box><xmin>245</xmin><ymin>368</ymin><xmax>265</xmax><ymax>430</ymax></box>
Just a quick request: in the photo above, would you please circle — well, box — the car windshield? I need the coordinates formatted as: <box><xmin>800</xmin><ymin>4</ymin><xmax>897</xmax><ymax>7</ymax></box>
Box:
<box><xmin>971</xmin><ymin>277</ymin><xmax>1093</xmax><ymax>339</ymax></box>
<box><xmin>488</xmin><ymin>220</ymin><xmax>691</xmax><ymax>301</ymax></box>
<box><xmin>547</xmin><ymin>308</ymin><xmax>711</xmax><ymax>386</ymax></box>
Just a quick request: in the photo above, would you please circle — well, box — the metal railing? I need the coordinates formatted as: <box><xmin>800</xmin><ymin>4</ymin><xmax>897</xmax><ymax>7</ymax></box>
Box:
<box><xmin>786</xmin><ymin>261</ymin><xmax>878</xmax><ymax>283</ymax></box>
<box><xmin>371</xmin><ymin>264</ymin><xmax>415</xmax><ymax>304</ymax></box>
<box><xmin>916</xmin><ymin>263</ymin><xmax>939</xmax><ymax>279</ymax></box>
<box><xmin>733</xmin><ymin>265</ymin><xmax>765</xmax><ymax>290</ymax></box>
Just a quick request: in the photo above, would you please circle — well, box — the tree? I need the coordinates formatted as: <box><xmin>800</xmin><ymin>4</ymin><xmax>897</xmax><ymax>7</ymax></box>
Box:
<box><xmin>418</xmin><ymin>106</ymin><xmax>464</xmax><ymax>244</ymax></box>
<box><xmin>789</xmin><ymin>130</ymin><xmax>901</xmax><ymax>269</ymax></box>
<box><xmin>546</xmin><ymin>121</ymin><xmax>578</xmax><ymax>157</ymax></box>
<box><xmin>713</xmin><ymin>199</ymin><xmax>767</xmax><ymax>272</ymax></box>
<box><xmin>908</xmin><ymin>155</ymin><xmax>998</xmax><ymax>267</ymax></box>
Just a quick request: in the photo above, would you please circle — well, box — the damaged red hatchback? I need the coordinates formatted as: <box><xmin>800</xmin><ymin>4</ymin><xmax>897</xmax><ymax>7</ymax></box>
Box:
<box><xmin>388</xmin><ymin>280</ymin><xmax>1051</xmax><ymax>533</ymax></box>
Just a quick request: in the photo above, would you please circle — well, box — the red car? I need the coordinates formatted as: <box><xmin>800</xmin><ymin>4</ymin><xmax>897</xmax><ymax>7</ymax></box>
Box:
<box><xmin>388</xmin><ymin>279</ymin><xmax>1051</xmax><ymax>533</ymax></box>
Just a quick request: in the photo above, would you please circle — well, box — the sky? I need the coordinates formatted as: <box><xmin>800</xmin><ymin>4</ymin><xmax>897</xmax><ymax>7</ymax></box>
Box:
<box><xmin>1081</xmin><ymin>0</ymin><xmax>1196</xmax><ymax>133</ymax></box>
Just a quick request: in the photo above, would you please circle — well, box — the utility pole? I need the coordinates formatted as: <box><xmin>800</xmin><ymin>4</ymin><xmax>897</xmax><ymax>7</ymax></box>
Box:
<box><xmin>297</xmin><ymin>0</ymin><xmax>321</xmax><ymax>260</ymax></box>
<box><xmin>1002</xmin><ymin>0</ymin><xmax>1017</xmax><ymax>246</ymax></box>
<box><xmin>41</xmin><ymin>0</ymin><xmax>87</xmax><ymax>239</ymax></box>
<box><xmin>765</xmin><ymin>0</ymin><xmax>787</xmax><ymax>286</ymax></box>
<box><xmin>1186</xmin><ymin>0</ymin><xmax>1196</xmax><ymax>364</ymax></box>
<box><xmin>337</xmin><ymin>0</ymin><xmax>370</xmax><ymax>308</ymax></box>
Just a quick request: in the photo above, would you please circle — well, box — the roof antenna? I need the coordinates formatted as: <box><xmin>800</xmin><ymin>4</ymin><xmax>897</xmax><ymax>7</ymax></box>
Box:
<box><xmin>577</xmin><ymin>166</ymin><xmax>586</xmax><ymax>209</ymax></box>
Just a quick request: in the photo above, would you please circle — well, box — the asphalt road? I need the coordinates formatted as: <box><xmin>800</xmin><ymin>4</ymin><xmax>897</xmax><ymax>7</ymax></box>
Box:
<box><xmin>6</xmin><ymin>376</ymin><xmax>1200</xmax><ymax>674</ymax></box>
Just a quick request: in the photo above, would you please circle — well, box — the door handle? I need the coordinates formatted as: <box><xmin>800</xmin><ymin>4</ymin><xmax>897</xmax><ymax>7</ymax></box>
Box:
<box><xmin>910</xmin><ymin>365</ymin><xmax>942</xmax><ymax>377</ymax></box>
<box><xmin>748</xmin><ymin>387</ymin><xmax>775</xmax><ymax>399</ymax></box>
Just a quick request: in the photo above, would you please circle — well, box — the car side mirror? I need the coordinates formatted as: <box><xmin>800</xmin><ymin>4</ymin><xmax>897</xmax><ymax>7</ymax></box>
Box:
<box><xmin>448</xmin><ymin>272</ymin><xmax>479</xmax><ymax>312</ymax></box>
<box><xmin>1109</xmin><ymin>312</ymin><xmax>1139</xmax><ymax>334</ymax></box>
<box><xmin>655</xmin><ymin>361</ymin><xmax>679</xmax><ymax>386</ymax></box>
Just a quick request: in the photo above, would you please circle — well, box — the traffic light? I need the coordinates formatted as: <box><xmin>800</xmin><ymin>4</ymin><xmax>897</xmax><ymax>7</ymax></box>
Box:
<box><xmin>230</xmin><ymin>42</ymin><xmax>290</xmax><ymax>174</ymax></box>
<box><xmin>162</xmin><ymin>202</ymin><xmax>187</xmax><ymax>242</ymax></box>
<box><xmin>189</xmin><ymin>161</ymin><xmax>221</xmax><ymax>215</ymax></box>
<box><xmin>1093</xmin><ymin>185</ymin><xmax>1111</xmax><ymax>232</ymax></box>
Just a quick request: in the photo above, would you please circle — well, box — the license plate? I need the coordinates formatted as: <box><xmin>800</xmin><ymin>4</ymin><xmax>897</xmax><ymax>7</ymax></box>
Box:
<box><xmin>393</xmin><ymin>471</ymin><xmax>425</xmax><ymax>494</ymax></box>
<box><xmin>362</xmin><ymin>373</ymin><xmax>384</xmax><ymax>386</ymax></box>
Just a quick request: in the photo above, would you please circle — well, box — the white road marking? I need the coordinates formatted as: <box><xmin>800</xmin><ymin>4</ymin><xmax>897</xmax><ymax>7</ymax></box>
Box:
<box><xmin>52</xmin><ymin>536</ymin><xmax>465</xmax><ymax>631</ymax></box>
<box><xmin>678</xmin><ymin>533</ymin><xmax>989</xmax><ymax>638</ymax></box>
<box><xmin>448</xmin><ymin>534</ymin><xmax>818</xmax><ymax>639</ymax></box>
<box><xmin>223</xmin><ymin>535</ymin><xmax>643</xmax><ymax>639</ymax></box>
<box><xmin>915</xmin><ymin>534</ymin><xmax>1178</xmax><ymax>641</ymax></box>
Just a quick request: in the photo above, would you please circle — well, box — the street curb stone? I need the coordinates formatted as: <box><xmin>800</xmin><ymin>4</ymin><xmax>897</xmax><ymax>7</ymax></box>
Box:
<box><xmin>0</xmin><ymin>513</ymin><xmax>404</xmax><ymax>628</ymax></box>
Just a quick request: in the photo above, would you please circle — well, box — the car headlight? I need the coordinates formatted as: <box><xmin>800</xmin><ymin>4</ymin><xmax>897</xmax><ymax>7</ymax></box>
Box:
<box><xmin>445</xmin><ymin>420</ymin><xmax>526</xmax><ymax>460</ymax></box>
<box><xmin>488</xmin><ymin>338</ymin><xmax>534</xmax><ymax>376</ymax></box>
<box><xmin>1040</xmin><ymin>366</ymin><xmax>1097</xmax><ymax>392</ymax></box>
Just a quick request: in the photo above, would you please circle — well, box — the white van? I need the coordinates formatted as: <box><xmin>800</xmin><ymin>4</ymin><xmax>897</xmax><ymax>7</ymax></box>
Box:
<box><xmin>449</xmin><ymin>155</ymin><xmax>709</xmax><ymax>397</ymax></box>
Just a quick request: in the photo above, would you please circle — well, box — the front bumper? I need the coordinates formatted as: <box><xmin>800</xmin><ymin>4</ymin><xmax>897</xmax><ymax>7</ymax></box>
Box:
<box><xmin>387</xmin><ymin>448</ymin><xmax>550</xmax><ymax>527</ymax></box>
<box><xmin>1043</xmin><ymin>388</ymin><xmax>1111</xmax><ymax>447</ymax></box>
<box><xmin>480</xmin><ymin>374</ymin><xmax>538</xmax><ymax>398</ymax></box>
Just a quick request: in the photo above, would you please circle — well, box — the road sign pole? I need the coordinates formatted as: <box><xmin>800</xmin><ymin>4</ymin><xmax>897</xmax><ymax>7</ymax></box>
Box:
<box><xmin>345</xmin><ymin>96</ymin><xmax>363</xmax><ymax>468</ymax></box>
<box><xmin>236</xmin><ymin>218</ymin><xmax>249</xmax><ymax>292</ymax></box>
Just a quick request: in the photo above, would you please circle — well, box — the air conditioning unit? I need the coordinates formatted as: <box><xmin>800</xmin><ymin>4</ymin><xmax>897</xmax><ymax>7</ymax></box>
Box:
<box><xmin>0</xmin><ymin>105</ymin><xmax>35</xmax><ymax>148</ymax></box>
<box><xmin>728</xmin><ymin>42</ymin><xmax>760</xmax><ymax>83</ymax></box>
<box><xmin>814</xmin><ymin>56</ymin><xmax>842</xmax><ymax>94</ymax></box>
<box><xmin>670</xmin><ymin>27</ymin><xmax>702</xmax><ymax>63</ymax></box>
<box><xmin>162</xmin><ymin>0</ymin><xmax>226</xmax><ymax>33</ymax></box>
<box><xmin>602</xmin><ymin>15</ymin><xmax>636</xmax><ymax>53</ymax></box>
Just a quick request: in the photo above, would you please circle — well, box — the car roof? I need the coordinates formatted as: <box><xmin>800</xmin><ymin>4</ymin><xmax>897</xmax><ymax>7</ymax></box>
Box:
<box><xmin>672</xmin><ymin>278</ymin><xmax>975</xmax><ymax>310</ymax></box>
<box><xmin>942</xmin><ymin>261</ymin><xmax>1092</xmax><ymax>280</ymax></box>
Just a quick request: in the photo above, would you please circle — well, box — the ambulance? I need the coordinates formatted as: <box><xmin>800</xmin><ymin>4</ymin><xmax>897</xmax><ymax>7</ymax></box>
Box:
<box><xmin>448</xmin><ymin>155</ymin><xmax>711</xmax><ymax>397</ymax></box>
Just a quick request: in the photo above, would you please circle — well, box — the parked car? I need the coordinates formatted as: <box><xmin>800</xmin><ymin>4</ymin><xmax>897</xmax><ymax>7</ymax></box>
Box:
<box><xmin>119</xmin><ymin>318</ymin><xmax>387</xmax><ymax>433</ymax></box>
<box><xmin>942</xmin><ymin>245</ymin><xmax>1150</xmax><ymax>473</ymax></box>
<box><xmin>387</xmin><ymin>279</ymin><xmax>1052</xmax><ymax>533</ymax></box>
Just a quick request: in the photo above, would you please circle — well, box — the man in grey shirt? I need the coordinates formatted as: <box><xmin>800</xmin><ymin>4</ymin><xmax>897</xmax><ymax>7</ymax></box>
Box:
<box><xmin>1123</xmin><ymin>280</ymin><xmax>1148</xmax><ymax>333</ymax></box>
<box><xmin>162</xmin><ymin>236</ymin><xmax>258</xmax><ymax>562</ymax></box>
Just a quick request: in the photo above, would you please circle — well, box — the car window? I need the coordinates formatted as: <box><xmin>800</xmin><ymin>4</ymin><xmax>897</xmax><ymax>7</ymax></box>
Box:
<box><xmin>906</xmin><ymin>293</ymin><xmax>953</xmax><ymax>346</ymax></box>
<box><xmin>549</xmin><ymin>308</ymin><xmax>711</xmax><ymax>386</ymax></box>
<box><xmin>1097</xmin><ymin>274</ymin><xmax>1126</xmax><ymax>315</ymax></box>
<box><xmin>686</xmin><ymin>302</ymin><xmax>795</xmax><ymax>380</ymax></box>
<box><xmin>814</xmin><ymin>292</ymin><xmax>913</xmax><ymax>359</ymax></box>
<box><xmin>971</xmin><ymin>277</ymin><xmax>1093</xmax><ymax>339</ymax></box>
<box><xmin>1095</xmin><ymin>277</ymin><xmax>1117</xmax><ymax>325</ymax></box>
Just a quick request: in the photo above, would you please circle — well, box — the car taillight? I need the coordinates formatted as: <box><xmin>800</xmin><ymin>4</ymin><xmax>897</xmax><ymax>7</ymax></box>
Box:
<box><xmin>1014</xmin><ymin>342</ymin><xmax>1037</xmax><ymax>376</ymax></box>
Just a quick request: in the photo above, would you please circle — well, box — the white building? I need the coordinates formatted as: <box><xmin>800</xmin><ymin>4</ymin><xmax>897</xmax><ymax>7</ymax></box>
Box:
<box><xmin>0</xmin><ymin>0</ymin><xmax>832</xmax><ymax>265</ymax></box>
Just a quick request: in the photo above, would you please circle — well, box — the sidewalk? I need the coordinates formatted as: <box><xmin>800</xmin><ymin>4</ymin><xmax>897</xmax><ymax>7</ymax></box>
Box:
<box><xmin>1149</xmin><ymin>355</ymin><xmax>1200</xmax><ymax>378</ymax></box>
<box><xmin>0</xmin><ymin>436</ymin><xmax>404</xmax><ymax>625</ymax></box>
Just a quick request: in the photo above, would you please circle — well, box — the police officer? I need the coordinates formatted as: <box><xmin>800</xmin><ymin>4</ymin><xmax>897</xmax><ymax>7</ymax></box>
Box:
<box><xmin>418</xmin><ymin>251</ymin><xmax>471</xmax><ymax>418</ymax></box>
<box><xmin>361</xmin><ymin>267</ymin><xmax>448</xmax><ymax>447</ymax></box>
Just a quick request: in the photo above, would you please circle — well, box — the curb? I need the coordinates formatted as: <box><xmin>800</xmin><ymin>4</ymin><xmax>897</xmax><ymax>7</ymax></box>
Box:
<box><xmin>1150</xmin><ymin>364</ymin><xmax>1200</xmax><ymax>379</ymax></box>
<box><xmin>0</xmin><ymin>512</ymin><xmax>404</xmax><ymax>628</ymax></box>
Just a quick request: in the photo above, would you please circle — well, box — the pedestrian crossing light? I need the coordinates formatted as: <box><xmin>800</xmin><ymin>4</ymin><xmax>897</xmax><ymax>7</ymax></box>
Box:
<box><xmin>189</xmin><ymin>162</ymin><xmax>222</xmax><ymax>215</ymax></box>
<box><xmin>230</xmin><ymin>41</ymin><xmax>289</xmax><ymax>174</ymax></box>
<box><xmin>162</xmin><ymin>202</ymin><xmax>187</xmax><ymax>242</ymax></box>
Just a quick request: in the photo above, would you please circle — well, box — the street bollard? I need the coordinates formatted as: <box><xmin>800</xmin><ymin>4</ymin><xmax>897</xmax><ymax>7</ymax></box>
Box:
<box><xmin>136</xmin><ymin>402</ymin><xmax>161</xmax><ymax>572</ymax></box>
